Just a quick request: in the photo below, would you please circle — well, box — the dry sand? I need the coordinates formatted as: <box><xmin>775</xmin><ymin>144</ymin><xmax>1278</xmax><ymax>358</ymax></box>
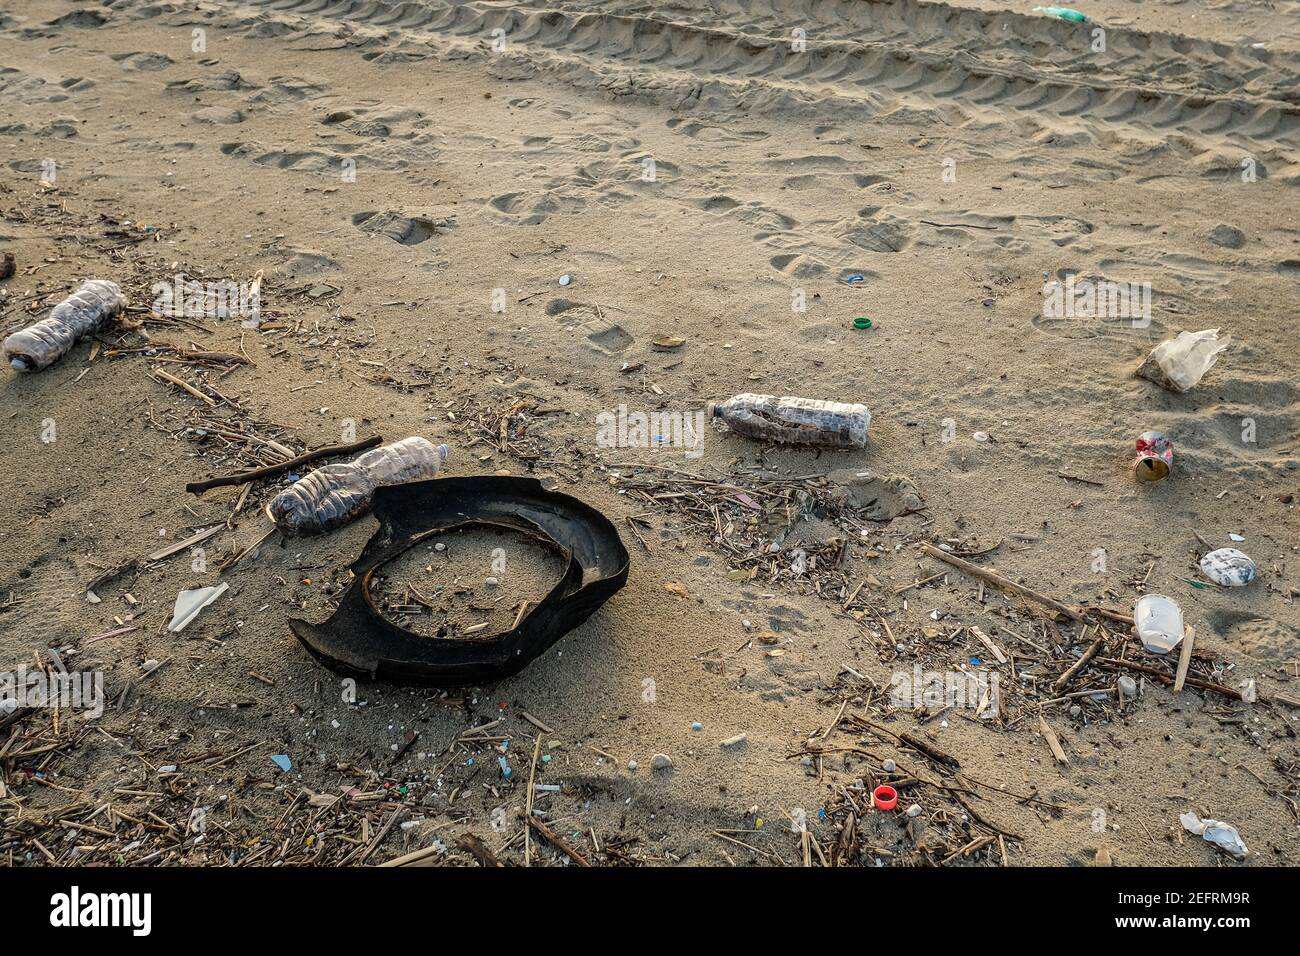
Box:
<box><xmin>0</xmin><ymin>0</ymin><xmax>1298</xmax><ymax>867</ymax></box>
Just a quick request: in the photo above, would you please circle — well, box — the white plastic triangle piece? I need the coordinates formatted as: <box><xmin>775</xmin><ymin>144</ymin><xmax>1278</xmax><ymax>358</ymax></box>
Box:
<box><xmin>168</xmin><ymin>582</ymin><xmax>229</xmax><ymax>633</ymax></box>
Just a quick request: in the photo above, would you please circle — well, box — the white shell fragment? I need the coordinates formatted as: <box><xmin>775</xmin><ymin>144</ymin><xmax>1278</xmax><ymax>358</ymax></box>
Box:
<box><xmin>1199</xmin><ymin>548</ymin><xmax>1256</xmax><ymax>587</ymax></box>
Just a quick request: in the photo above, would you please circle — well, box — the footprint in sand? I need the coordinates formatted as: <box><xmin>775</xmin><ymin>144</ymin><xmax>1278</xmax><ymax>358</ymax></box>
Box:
<box><xmin>245</xmin><ymin>75</ymin><xmax>326</xmax><ymax>109</ymax></box>
<box><xmin>581</xmin><ymin>320</ymin><xmax>635</xmax><ymax>355</ymax></box>
<box><xmin>665</xmin><ymin>117</ymin><xmax>769</xmax><ymax>143</ymax></box>
<box><xmin>1</xmin><ymin>556</ymin><xmax>87</xmax><ymax>655</ymax></box>
<box><xmin>192</xmin><ymin>106</ymin><xmax>244</xmax><ymax>125</ymax></box>
<box><xmin>362</xmin><ymin>50</ymin><xmax>431</xmax><ymax>65</ymax></box>
<box><xmin>21</xmin><ymin>9</ymin><xmax>109</xmax><ymax>36</ymax></box>
<box><xmin>221</xmin><ymin>141</ymin><xmax>406</xmax><ymax>174</ymax></box>
<box><xmin>1028</xmin><ymin>268</ymin><xmax>1173</xmax><ymax>341</ymax></box>
<box><xmin>0</xmin><ymin>116</ymin><xmax>78</xmax><ymax>139</ymax></box>
<box><xmin>547</xmin><ymin>300</ymin><xmax>633</xmax><ymax>354</ymax></box>
<box><xmin>831</xmin><ymin>214</ymin><xmax>915</xmax><ymax>254</ymax></box>
<box><xmin>1207</xmin><ymin>612</ymin><xmax>1300</xmax><ymax>664</ymax></box>
<box><xmin>165</xmin><ymin>71</ymin><xmax>253</xmax><ymax>94</ymax></box>
<box><xmin>487</xmin><ymin>189</ymin><xmax>588</xmax><ymax>225</ymax></box>
<box><xmin>351</xmin><ymin>211</ymin><xmax>452</xmax><ymax>246</ymax></box>
<box><xmin>0</xmin><ymin>67</ymin><xmax>95</xmax><ymax>105</ymax></box>
<box><xmin>522</xmin><ymin>133</ymin><xmax>614</xmax><ymax>154</ymax></box>
<box><xmin>250</xmin><ymin>20</ymin><xmax>298</xmax><ymax>40</ymax></box>
<box><xmin>769</xmin><ymin>253</ymin><xmax>829</xmax><ymax>279</ymax></box>
<box><xmin>272</xmin><ymin>249</ymin><xmax>340</xmax><ymax>281</ymax></box>
<box><xmin>113</xmin><ymin>51</ymin><xmax>173</xmax><ymax>72</ymax></box>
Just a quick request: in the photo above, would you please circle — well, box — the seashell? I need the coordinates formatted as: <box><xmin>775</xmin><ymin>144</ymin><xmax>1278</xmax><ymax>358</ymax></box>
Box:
<box><xmin>1199</xmin><ymin>548</ymin><xmax>1256</xmax><ymax>587</ymax></box>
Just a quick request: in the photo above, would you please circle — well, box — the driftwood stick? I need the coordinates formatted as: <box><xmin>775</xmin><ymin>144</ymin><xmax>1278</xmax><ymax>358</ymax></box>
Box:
<box><xmin>969</xmin><ymin>626</ymin><xmax>1008</xmax><ymax>665</ymax></box>
<box><xmin>179</xmin><ymin>348</ymin><xmax>251</xmax><ymax>365</ymax></box>
<box><xmin>898</xmin><ymin>731</ymin><xmax>961</xmax><ymax>769</ymax></box>
<box><xmin>218</xmin><ymin>524</ymin><xmax>279</xmax><ymax>574</ymax></box>
<box><xmin>834</xmin><ymin>811</ymin><xmax>856</xmax><ymax>867</ymax></box>
<box><xmin>856</xmin><ymin>716</ymin><xmax>962</xmax><ymax>769</ymax></box>
<box><xmin>1078</xmin><ymin>605</ymin><xmax>1133</xmax><ymax>625</ymax></box>
<box><xmin>186</xmin><ymin>435</ymin><xmax>383</xmax><ymax>494</ymax></box>
<box><xmin>84</xmin><ymin>525</ymin><xmax>225</xmax><ymax>597</ymax></box>
<box><xmin>0</xmin><ymin>706</ymin><xmax>34</xmax><ymax>733</ymax></box>
<box><xmin>1038</xmin><ymin>715</ymin><xmax>1069</xmax><ymax>765</ymax></box>
<box><xmin>376</xmin><ymin>844</ymin><xmax>445</xmax><ymax>868</ymax></box>
<box><xmin>1053</xmin><ymin>635</ymin><xmax>1105</xmax><ymax>694</ymax></box>
<box><xmin>152</xmin><ymin>368</ymin><xmax>217</xmax><ymax>406</ymax></box>
<box><xmin>953</xmin><ymin>793</ymin><xmax>1023</xmax><ymax>842</ymax></box>
<box><xmin>456</xmin><ymin>834</ymin><xmax>505</xmax><ymax>867</ymax></box>
<box><xmin>1173</xmin><ymin>627</ymin><xmax>1197</xmax><ymax>693</ymax></box>
<box><xmin>920</xmin><ymin>543</ymin><xmax>1085</xmax><ymax>621</ymax></box>
<box><xmin>1096</xmin><ymin>656</ymin><xmax>1244</xmax><ymax>701</ymax></box>
<box><xmin>526</xmin><ymin>815</ymin><xmax>592</xmax><ymax>867</ymax></box>
<box><xmin>356</xmin><ymin>805</ymin><xmax>408</xmax><ymax>864</ymax></box>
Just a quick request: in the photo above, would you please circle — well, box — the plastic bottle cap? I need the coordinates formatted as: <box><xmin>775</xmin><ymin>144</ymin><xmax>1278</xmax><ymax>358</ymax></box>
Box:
<box><xmin>873</xmin><ymin>785</ymin><xmax>898</xmax><ymax>811</ymax></box>
<box><xmin>853</xmin><ymin>317</ymin><xmax>872</xmax><ymax>330</ymax></box>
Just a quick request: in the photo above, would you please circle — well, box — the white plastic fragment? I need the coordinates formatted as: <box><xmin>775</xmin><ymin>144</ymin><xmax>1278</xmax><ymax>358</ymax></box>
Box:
<box><xmin>168</xmin><ymin>582</ymin><xmax>229</xmax><ymax>632</ymax></box>
<box><xmin>1136</xmin><ymin>329</ymin><xmax>1230</xmax><ymax>392</ymax></box>
<box><xmin>1180</xmin><ymin>811</ymin><xmax>1248</xmax><ymax>858</ymax></box>
<box><xmin>1134</xmin><ymin>594</ymin><xmax>1184</xmax><ymax>654</ymax></box>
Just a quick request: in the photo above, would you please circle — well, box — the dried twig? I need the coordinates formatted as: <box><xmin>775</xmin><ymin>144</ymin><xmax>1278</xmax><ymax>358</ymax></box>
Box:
<box><xmin>920</xmin><ymin>543</ymin><xmax>1085</xmax><ymax>621</ymax></box>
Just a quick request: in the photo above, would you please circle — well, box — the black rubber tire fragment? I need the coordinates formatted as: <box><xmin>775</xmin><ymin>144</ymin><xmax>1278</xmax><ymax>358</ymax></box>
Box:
<box><xmin>288</xmin><ymin>476</ymin><xmax>629</xmax><ymax>685</ymax></box>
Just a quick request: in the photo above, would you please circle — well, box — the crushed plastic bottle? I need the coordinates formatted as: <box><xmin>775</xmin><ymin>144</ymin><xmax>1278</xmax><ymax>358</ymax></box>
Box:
<box><xmin>1180</xmin><ymin>812</ymin><xmax>1248</xmax><ymax>858</ymax></box>
<box><xmin>708</xmin><ymin>393</ymin><xmax>870</xmax><ymax>448</ymax></box>
<box><xmin>3</xmin><ymin>279</ymin><xmax>126</xmax><ymax>371</ymax></box>
<box><xmin>268</xmin><ymin>437</ymin><xmax>449</xmax><ymax>535</ymax></box>
<box><xmin>1134</xmin><ymin>594</ymin><xmax>1184</xmax><ymax>654</ymax></box>
<box><xmin>1135</xmin><ymin>329</ymin><xmax>1229</xmax><ymax>393</ymax></box>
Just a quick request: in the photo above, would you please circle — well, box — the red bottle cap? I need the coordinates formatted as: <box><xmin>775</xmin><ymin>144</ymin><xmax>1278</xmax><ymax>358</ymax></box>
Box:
<box><xmin>873</xmin><ymin>785</ymin><xmax>898</xmax><ymax>811</ymax></box>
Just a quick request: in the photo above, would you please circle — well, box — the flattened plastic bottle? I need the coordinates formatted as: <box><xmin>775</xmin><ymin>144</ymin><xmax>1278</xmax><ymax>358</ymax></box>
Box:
<box><xmin>4</xmin><ymin>279</ymin><xmax>126</xmax><ymax>371</ymax></box>
<box><xmin>707</xmin><ymin>394</ymin><xmax>870</xmax><ymax>448</ymax></box>
<box><xmin>268</xmin><ymin>437</ymin><xmax>449</xmax><ymax>535</ymax></box>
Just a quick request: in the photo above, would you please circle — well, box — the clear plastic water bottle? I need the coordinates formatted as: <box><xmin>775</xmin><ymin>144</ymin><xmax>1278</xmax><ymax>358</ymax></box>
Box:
<box><xmin>268</xmin><ymin>437</ymin><xmax>449</xmax><ymax>535</ymax></box>
<box><xmin>4</xmin><ymin>279</ymin><xmax>126</xmax><ymax>371</ymax></box>
<box><xmin>708</xmin><ymin>394</ymin><xmax>871</xmax><ymax>448</ymax></box>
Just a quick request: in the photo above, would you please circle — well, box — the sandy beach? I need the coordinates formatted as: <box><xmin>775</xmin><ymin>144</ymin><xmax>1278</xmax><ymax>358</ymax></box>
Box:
<box><xmin>0</xmin><ymin>0</ymin><xmax>1298</xmax><ymax>868</ymax></box>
